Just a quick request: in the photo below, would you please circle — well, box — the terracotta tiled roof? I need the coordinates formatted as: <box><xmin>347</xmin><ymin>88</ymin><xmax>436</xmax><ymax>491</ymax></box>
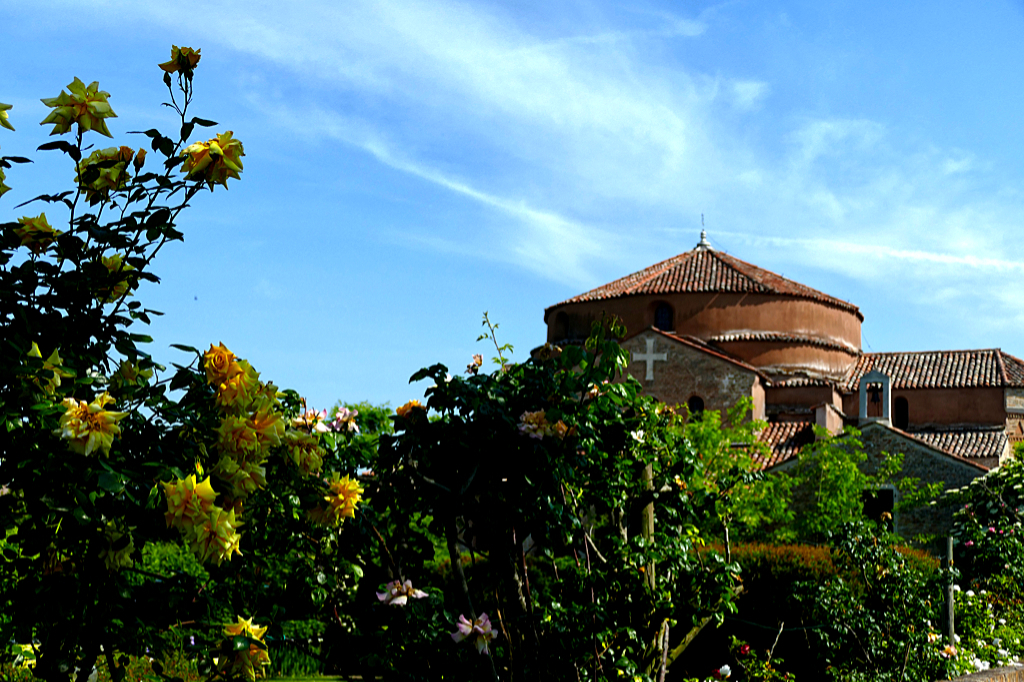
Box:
<box><xmin>753</xmin><ymin>421</ymin><xmax>816</xmax><ymax>470</ymax></box>
<box><xmin>709</xmin><ymin>331</ymin><xmax>859</xmax><ymax>355</ymax></box>
<box><xmin>841</xmin><ymin>350</ymin><xmax>1024</xmax><ymax>391</ymax></box>
<box><xmin>548</xmin><ymin>248</ymin><xmax>862</xmax><ymax>319</ymax></box>
<box><xmin>906</xmin><ymin>427</ymin><xmax>1008</xmax><ymax>464</ymax></box>
<box><xmin>768</xmin><ymin>377</ymin><xmax>835</xmax><ymax>388</ymax></box>
<box><xmin>1003</xmin><ymin>352</ymin><xmax>1024</xmax><ymax>385</ymax></box>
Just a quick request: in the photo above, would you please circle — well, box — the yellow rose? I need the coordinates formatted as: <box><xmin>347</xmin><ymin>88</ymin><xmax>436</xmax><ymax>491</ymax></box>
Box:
<box><xmin>26</xmin><ymin>342</ymin><xmax>73</xmax><ymax>393</ymax></box>
<box><xmin>213</xmin><ymin>455</ymin><xmax>267</xmax><ymax>500</ymax></box>
<box><xmin>309</xmin><ymin>473</ymin><xmax>364</xmax><ymax>527</ymax></box>
<box><xmin>204</xmin><ymin>342</ymin><xmax>240</xmax><ymax>386</ymax></box>
<box><xmin>158</xmin><ymin>46</ymin><xmax>202</xmax><ymax>76</ymax></box>
<box><xmin>283</xmin><ymin>430</ymin><xmax>325</xmax><ymax>477</ymax></box>
<box><xmin>249</xmin><ymin>406</ymin><xmax>285</xmax><ymax>451</ymax></box>
<box><xmin>221</xmin><ymin>616</ymin><xmax>270</xmax><ymax>682</ymax></box>
<box><xmin>40</xmin><ymin>78</ymin><xmax>117</xmax><ymax>138</ymax></box>
<box><xmin>162</xmin><ymin>474</ymin><xmax>217</xmax><ymax>529</ymax></box>
<box><xmin>180</xmin><ymin>131</ymin><xmax>244</xmax><ymax>189</ymax></box>
<box><xmin>0</xmin><ymin>102</ymin><xmax>14</xmax><ymax>131</ymax></box>
<box><xmin>215</xmin><ymin>365</ymin><xmax>260</xmax><ymax>413</ymax></box>
<box><xmin>14</xmin><ymin>214</ymin><xmax>61</xmax><ymax>255</ymax></box>
<box><xmin>75</xmin><ymin>146</ymin><xmax>134</xmax><ymax>204</ymax></box>
<box><xmin>188</xmin><ymin>505</ymin><xmax>242</xmax><ymax>566</ymax></box>
<box><xmin>97</xmin><ymin>253</ymin><xmax>134</xmax><ymax>302</ymax></box>
<box><xmin>133</xmin><ymin>148</ymin><xmax>147</xmax><ymax>172</ymax></box>
<box><xmin>395</xmin><ymin>400</ymin><xmax>425</xmax><ymax>419</ymax></box>
<box><xmin>56</xmin><ymin>392</ymin><xmax>128</xmax><ymax>457</ymax></box>
<box><xmin>111</xmin><ymin>359</ymin><xmax>153</xmax><ymax>388</ymax></box>
<box><xmin>216</xmin><ymin>414</ymin><xmax>260</xmax><ymax>459</ymax></box>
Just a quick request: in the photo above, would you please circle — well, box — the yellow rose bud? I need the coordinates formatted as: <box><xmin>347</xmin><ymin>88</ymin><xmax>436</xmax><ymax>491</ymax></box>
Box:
<box><xmin>26</xmin><ymin>341</ymin><xmax>73</xmax><ymax>393</ymax></box>
<box><xmin>97</xmin><ymin>253</ymin><xmax>134</xmax><ymax>303</ymax></box>
<box><xmin>0</xmin><ymin>102</ymin><xmax>14</xmax><ymax>131</ymax></box>
<box><xmin>14</xmin><ymin>213</ymin><xmax>61</xmax><ymax>255</ymax></box>
<box><xmin>158</xmin><ymin>46</ymin><xmax>202</xmax><ymax>76</ymax></box>
<box><xmin>39</xmin><ymin>78</ymin><xmax>117</xmax><ymax>138</ymax></box>
<box><xmin>133</xmin><ymin>148</ymin><xmax>147</xmax><ymax>172</ymax></box>
<box><xmin>111</xmin><ymin>359</ymin><xmax>153</xmax><ymax>388</ymax></box>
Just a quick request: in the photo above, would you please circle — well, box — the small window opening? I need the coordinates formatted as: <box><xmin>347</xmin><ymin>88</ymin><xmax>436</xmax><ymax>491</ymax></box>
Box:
<box><xmin>862</xmin><ymin>488</ymin><xmax>895</xmax><ymax>530</ymax></box>
<box><xmin>894</xmin><ymin>397</ymin><xmax>909</xmax><ymax>430</ymax></box>
<box><xmin>866</xmin><ymin>382</ymin><xmax>884</xmax><ymax>418</ymax></box>
<box><xmin>687</xmin><ymin>395</ymin><xmax>705</xmax><ymax>418</ymax></box>
<box><xmin>654</xmin><ymin>303</ymin><xmax>674</xmax><ymax>332</ymax></box>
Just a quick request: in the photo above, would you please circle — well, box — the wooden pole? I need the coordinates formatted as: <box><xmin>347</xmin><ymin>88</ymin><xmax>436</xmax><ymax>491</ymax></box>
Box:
<box><xmin>642</xmin><ymin>464</ymin><xmax>656</xmax><ymax>590</ymax></box>
<box><xmin>946</xmin><ymin>536</ymin><xmax>955</xmax><ymax>646</ymax></box>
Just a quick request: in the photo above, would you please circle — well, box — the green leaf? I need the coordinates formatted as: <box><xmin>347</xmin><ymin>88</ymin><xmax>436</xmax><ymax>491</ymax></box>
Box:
<box><xmin>97</xmin><ymin>472</ymin><xmax>123</xmax><ymax>493</ymax></box>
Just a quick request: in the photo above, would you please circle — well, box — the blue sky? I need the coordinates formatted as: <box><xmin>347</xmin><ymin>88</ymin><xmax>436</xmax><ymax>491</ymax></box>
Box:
<box><xmin>4</xmin><ymin>0</ymin><xmax>1024</xmax><ymax>410</ymax></box>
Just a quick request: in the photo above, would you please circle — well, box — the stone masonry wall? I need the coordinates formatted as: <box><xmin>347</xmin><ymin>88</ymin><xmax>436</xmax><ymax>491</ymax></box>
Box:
<box><xmin>775</xmin><ymin>423</ymin><xmax>985</xmax><ymax>539</ymax></box>
<box><xmin>622</xmin><ymin>331</ymin><xmax>762</xmax><ymax>419</ymax></box>
<box><xmin>859</xmin><ymin>424</ymin><xmax>986</xmax><ymax>538</ymax></box>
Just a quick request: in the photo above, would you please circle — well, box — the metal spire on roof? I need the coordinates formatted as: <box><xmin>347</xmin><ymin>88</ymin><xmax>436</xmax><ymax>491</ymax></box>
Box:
<box><xmin>695</xmin><ymin>228</ymin><xmax>713</xmax><ymax>251</ymax></box>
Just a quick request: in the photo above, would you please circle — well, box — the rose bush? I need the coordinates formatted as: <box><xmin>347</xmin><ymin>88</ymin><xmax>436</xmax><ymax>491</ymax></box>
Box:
<box><xmin>0</xmin><ymin>50</ymin><xmax>368</xmax><ymax>682</ymax></box>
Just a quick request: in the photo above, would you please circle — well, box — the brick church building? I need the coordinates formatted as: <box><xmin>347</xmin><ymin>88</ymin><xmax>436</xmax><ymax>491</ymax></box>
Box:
<box><xmin>543</xmin><ymin>232</ymin><xmax>1024</xmax><ymax>535</ymax></box>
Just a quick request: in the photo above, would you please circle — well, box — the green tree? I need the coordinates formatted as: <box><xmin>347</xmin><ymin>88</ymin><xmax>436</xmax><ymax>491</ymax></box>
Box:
<box><xmin>358</xmin><ymin>320</ymin><xmax>744</xmax><ymax>681</ymax></box>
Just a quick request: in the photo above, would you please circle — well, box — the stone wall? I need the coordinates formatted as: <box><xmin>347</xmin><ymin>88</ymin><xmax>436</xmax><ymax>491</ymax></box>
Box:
<box><xmin>939</xmin><ymin>665</ymin><xmax>1024</xmax><ymax>681</ymax></box>
<box><xmin>859</xmin><ymin>423</ymin><xmax>986</xmax><ymax>538</ymax></box>
<box><xmin>772</xmin><ymin>423</ymin><xmax>986</xmax><ymax>539</ymax></box>
<box><xmin>621</xmin><ymin>330</ymin><xmax>763</xmax><ymax>420</ymax></box>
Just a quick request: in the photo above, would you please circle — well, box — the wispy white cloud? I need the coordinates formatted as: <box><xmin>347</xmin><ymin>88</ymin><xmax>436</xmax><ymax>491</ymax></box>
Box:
<box><xmin>20</xmin><ymin>0</ymin><xmax>1024</xmax><ymax>329</ymax></box>
<box><xmin>711</xmin><ymin>230</ymin><xmax>1024</xmax><ymax>272</ymax></box>
<box><xmin>730</xmin><ymin>80</ymin><xmax>770</xmax><ymax>110</ymax></box>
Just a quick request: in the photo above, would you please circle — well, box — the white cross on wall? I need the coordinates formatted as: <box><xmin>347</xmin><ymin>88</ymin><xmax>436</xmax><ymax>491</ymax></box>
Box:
<box><xmin>633</xmin><ymin>337</ymin><xmax>667</xmax><ymax>381</ymax></box>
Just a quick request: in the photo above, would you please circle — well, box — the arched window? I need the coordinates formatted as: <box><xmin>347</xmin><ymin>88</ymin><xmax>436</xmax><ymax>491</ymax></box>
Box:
<box><xmin>894</xmin><ymin>397</ymin><xmax>909</xmax><ymax>430</ymax></box>
<box><xmin>687</xmin><ymin>395</ymin><xmax>705</xmax><ymax>418</ymax></box>
<box><xmin>654</xmin><ymin>303</ymin><xmax>674</xmax><ymax>331</ymax></box>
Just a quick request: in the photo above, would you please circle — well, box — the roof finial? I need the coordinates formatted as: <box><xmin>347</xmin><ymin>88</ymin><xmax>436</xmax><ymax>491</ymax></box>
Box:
<box><xmin>696</xmin><ymin>215</ymin><xmax>713</xmax><ymax>251</ymax></box>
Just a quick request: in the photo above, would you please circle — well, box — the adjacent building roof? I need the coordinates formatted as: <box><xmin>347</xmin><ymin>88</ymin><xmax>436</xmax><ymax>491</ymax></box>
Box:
<box><xmin>906</xmin><ymin>427</ymin><xmax>1009</xmax><ymax>465</ymax></box>
<box><xmin>753</xmin><ymin>422</ymin><xmax>1005</xmax><ymax>472</ymax></box>
<box><xmin>754</xmin><ymin>421</ymin><xmax>816</xmax><ymax>469</ymax></box>
<box><xmin>548</xmin><ymin>246</ymin><xmax>863</xmax><ymax>319</ymax></box>
<box><xmin>841</xmin><ymin>349</ymin><xmax>1024</xmax><ymax>391</ymax></box>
